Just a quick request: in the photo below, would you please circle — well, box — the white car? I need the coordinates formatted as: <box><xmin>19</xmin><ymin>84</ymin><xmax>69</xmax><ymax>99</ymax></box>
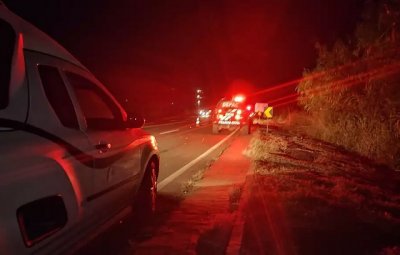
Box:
<box><xmin>0</xmin><ymin>3</ymin><xmax>159</xmax><ymax>254</ymax></box>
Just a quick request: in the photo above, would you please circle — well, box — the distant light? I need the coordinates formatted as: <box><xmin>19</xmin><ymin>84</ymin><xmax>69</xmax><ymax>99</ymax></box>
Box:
<box><xmin>197</xmin><ymin>100</ymin><xmax>200</xmax><ymax>105</ymax></box>
<box><xmin>246</xmin><ymin>105</ymin><xmax>252</xmax><ymax>111</ymax></box>
<box><xmin>197</xmin><ymin>95</ymin><xmax>201</xmax><ymax>99</ymax></box>
<box><xmin>233</xmin><ymin>95</ymin><xmax>245</xmax><ymax>103</ymax></box>
<box><xmin>196</xmin><ymin>89</ymin><xmax>202</xmax><ymax>93</ymax></box>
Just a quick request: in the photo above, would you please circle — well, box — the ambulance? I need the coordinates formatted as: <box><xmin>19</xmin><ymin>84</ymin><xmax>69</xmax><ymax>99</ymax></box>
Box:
<box><xmin>212</xmin><ymin>95</ymin><xmax>251</xmax><ymax>134</ymax></box>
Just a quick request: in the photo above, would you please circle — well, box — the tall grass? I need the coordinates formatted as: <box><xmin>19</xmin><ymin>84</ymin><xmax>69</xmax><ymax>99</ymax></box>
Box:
<box><xmin>282</xmin><ymin>105</ymin><xmax>400</xmax><ymax>169</ymax></box>
<box><xmin>293</xmin><ymin>0</ymin><xmax>400</xmax><ymax>169</ymax></box>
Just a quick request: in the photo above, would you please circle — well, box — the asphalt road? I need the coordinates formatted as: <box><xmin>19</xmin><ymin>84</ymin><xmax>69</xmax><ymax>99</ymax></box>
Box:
<box><xmin>76</xmin><ymin>118</ymin><xmax>240</xmax><ymax>254</ymax></box>
<box><xmin>144</xmin><ymin>119</ymin><xmax>238</xmax><ymax>192</ymax></box>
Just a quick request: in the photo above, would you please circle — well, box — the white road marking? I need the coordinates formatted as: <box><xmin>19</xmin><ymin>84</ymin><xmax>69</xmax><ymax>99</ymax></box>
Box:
<box><xmin>159</xmin><ymin>129</ymin><xmax>180</xmax><ymax>135</ymax></box>
<box><xmin>145</xmin><ymin>120</ymin><xmax>188</xmax><ymax>128</ymax></box>
<box><xmin>158</xmin><ymin>128</ymin><xmax>239</xmax><ymax>190</ymax></box>
<box><xmin>177</xmin><ymin>124</ymin><xmax>211</xmax><ymax>135</ymax></box>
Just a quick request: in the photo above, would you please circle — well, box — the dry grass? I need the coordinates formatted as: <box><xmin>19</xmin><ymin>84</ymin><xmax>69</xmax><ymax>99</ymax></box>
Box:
<box><xmin>181</xmin><ymin>159</ymin><xmax>219</xmax><ymax>195</ymax></box>
<box><xmin>242</xmin><ymin>128</ymin><xmax>400</xmax><ymax>254</ymax></box>
<box><xmin>277</xmin><ymin>109</ymin><xmax>400</xmax><ymax>170</ymax></box>
<box><xmin>244</xmin><ymin>129</ymin><xmax>288</xmax><ymax>162</ymax></box>
<box><xmin>181</xmin><ymin>168</ymin><xmax>206</xmax><ymax>195</ymax></box>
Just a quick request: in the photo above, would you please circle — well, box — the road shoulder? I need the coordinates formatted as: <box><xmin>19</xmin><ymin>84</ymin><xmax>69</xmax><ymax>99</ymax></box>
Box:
<box><xmin>132</xmin><ymin>134</ymin><xmax>252</xmax><ymax>254</ymax></box>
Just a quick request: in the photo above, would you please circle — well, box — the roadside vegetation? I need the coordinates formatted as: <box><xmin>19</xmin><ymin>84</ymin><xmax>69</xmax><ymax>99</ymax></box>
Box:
<box><xmin>181</xmin><ymin>167</ymin><xmax>206</xmax><ymax>195</ymax></box>
<box><xmin>242</xmin><ymin>128</ymin><xmax>400</xmax><ymax>254</ymax></box>
<box><xmin>294</xmin><ymin>0</ymin><xmax>400</xmax><ymax>169</ymax></box>
<box><xmin>241</xmin><ymin>2</ymin><xmax>400</xmax><ymax>252</ymax></box>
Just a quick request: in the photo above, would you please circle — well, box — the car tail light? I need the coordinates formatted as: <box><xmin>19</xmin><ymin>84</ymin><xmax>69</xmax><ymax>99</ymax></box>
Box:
<box><xmin>235</xmin><ymin>110</ymin><xmax>242</xmax><ymax>120</ymax></box>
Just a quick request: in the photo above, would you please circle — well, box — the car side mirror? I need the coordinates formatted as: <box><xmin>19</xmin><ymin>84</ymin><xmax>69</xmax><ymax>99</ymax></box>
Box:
<box><xmin>125</xmin><ymin>113</ymin><xmax>145</xmax><ymax>129</ymax></box>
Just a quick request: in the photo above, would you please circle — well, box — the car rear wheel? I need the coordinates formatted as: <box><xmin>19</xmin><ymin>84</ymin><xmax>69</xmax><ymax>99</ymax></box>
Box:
<box><xmin>135</xmin><ymin>160</ymin><xmax>158</xmax><ymax>218</ymax></box>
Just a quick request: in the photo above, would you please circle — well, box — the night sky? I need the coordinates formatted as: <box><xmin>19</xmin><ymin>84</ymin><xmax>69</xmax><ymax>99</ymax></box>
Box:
<box><xmin>3</xmin><ymin>0</ymin><xmax>364</xmax><ymax>117</ymax></box>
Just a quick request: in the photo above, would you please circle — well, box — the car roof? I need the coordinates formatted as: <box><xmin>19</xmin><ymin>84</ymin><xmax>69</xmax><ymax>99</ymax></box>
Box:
<box><xmin>0</xmin><ymin>3</ymin><xmax>87</xmax><ymax>70</ymax></box>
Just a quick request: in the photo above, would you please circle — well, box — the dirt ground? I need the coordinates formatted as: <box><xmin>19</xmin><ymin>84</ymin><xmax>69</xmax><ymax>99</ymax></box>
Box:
<box><xmin>240</xmin><ymin>127</ymin><xmax>400</xmax><ymax>255</ymax></box>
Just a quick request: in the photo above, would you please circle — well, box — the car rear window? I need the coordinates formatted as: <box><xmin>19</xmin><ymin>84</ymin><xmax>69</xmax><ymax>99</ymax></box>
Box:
<box><xmin>66</xmin><ymin>72</ymin><xmax>123</xmax><ymax>130</ymax></box>
<box><xmin>38</xmin><ymin>65</ymin><xmax>79</xmax><ymax>129</ymax></box>
<box><xmin>0</xmin><ymin>19</ymin><xmax>16</xmax><ymax>110</ymax></box>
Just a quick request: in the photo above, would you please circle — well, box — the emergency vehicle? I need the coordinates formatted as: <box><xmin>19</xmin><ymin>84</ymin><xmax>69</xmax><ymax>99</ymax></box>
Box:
<box><xmin>212</xmin><ymin>95</ymin><xmax>251</xmax><ymax>134</ymax></box>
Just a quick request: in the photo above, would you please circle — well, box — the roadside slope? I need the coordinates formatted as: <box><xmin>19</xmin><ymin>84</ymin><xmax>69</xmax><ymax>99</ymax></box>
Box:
<box><xmin>240</xmin><ymin>127</ymin><xmax>400</xmax><ymax>255</ymax></box>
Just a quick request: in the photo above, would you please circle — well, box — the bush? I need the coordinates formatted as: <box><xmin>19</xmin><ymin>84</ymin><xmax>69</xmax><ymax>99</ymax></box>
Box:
<box><xmin>296</xmin><ymin>0</ymin><xmax>400</xmax><ymax>168</ymax></box>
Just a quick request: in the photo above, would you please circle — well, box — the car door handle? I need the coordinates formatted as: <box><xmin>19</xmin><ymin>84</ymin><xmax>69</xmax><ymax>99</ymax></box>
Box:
<box><xmin>95</xmin><ymin>142</ymin><xmax>111</xmax><ymax>153</ymax></box>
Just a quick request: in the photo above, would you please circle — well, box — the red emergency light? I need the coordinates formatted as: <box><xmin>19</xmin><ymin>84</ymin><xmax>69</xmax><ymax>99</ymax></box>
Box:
<box><xmin>233</xmin><ymin>95</ymin><xmax>245</xmax><ymax>103</ymax></box>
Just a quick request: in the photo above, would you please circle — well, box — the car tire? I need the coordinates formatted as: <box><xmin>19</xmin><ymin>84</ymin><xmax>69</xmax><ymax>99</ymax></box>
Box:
<box><xmin>212</xmin><ymin>123</ymin><xmax>219</xmax><ymax>134</ymax></box>
<box><xmin>135</xmin><ymin>160</ymin><xmax>158</xmax><ymax>219</ymax></box>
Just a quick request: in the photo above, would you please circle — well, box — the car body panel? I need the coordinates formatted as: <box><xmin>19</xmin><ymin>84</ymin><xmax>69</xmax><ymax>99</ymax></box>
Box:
<box><xmin>0</xmin><ymin>5</ymin><xmax>160</xmax><ymax>254</ymax></box>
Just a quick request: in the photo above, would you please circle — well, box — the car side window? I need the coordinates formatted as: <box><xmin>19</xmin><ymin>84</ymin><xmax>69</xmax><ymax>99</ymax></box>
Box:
<box><xmin>66</xmin><ymin>72</ymin><xmax>123</xmax><ymax>130</ymax></box>
<box><xmin>0</xmin><ymin>19</ymin><xmax>16</xmax><ymax>110</ymax></box>
<box><xmin>38</xmin><ymin>65</ymin><xmax>79</xmax><ymax>129</ymax></box>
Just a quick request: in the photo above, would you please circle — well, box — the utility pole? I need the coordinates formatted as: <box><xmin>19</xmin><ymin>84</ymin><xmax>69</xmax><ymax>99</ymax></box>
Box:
<box><xmin>195</xmin><ymin>89</ymin><xmax>203</xmax><ymax>126</ymax></box>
